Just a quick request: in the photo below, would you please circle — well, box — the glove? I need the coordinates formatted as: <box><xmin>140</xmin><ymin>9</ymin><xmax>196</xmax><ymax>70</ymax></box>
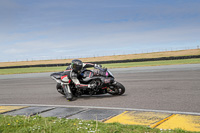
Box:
<box><xmin>88</xmin><ymin>83</ymin><xmax>96</xmax><ymax>89</ymax></box>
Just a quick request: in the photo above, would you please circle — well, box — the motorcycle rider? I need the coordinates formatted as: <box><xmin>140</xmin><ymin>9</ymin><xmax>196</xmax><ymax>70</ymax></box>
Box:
<box><xmin>61</xmin><ymin>59</ymin><xmax>102</xmax><ymax>100</ymax></box>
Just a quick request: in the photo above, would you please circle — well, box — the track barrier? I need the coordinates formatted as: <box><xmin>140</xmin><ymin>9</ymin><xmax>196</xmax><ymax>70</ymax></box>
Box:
<box><xmin>1</xmin><ymin>55</ymin><xmax>200</xmax><ymax>69</ymax></box>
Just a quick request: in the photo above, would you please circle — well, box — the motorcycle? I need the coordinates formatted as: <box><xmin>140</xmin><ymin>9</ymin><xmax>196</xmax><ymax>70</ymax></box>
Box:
<box><xmin>50</xmin><ymin>66</ymin><xmax>125</xmax><ymax>101</ymax></box>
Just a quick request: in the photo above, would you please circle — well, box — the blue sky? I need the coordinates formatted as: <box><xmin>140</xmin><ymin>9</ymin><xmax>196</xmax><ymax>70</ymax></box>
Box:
<box><xmin>1</xmin><ymin>0</ymin><xmax>200</xmax><ymax>62</ymax></box>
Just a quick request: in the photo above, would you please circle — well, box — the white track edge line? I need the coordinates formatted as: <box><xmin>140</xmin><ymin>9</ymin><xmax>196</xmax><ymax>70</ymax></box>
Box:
<box><xmin>0</xmin><ymin>104</ymin><xmax>200</xmax><ymax>116</ymax></box>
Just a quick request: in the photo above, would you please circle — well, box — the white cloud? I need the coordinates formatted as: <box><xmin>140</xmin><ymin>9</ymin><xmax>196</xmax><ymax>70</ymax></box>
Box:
<box><xmin>0</xmin><ymin>0</ymin><xmax>200</xmax><ymax>62</ymax></box>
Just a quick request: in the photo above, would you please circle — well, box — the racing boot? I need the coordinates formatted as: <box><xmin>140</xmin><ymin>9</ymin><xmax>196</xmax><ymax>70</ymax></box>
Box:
<box><xmin>63</xmin><ymin>84</ymin><xmax>73</xmax><ymax>101</ymax></box>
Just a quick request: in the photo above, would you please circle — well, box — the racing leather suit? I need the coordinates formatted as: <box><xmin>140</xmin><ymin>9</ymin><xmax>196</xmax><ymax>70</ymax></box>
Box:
<box><xmin>61</xmin><ymin>63</ymin><xmax>98</xmax><ymax>90</ymax></box>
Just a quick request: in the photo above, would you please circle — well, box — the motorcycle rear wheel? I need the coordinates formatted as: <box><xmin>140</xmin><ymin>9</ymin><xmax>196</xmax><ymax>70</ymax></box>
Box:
<box><xmin>109</xmin><ymin>82</ymin><xmax>125</xmax><ymax>95</ymax></box>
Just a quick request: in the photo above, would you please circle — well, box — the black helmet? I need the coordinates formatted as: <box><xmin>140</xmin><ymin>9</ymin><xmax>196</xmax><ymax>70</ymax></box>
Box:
<box><xmin>71</xmin><ymin>59</ymin><xmax>83</xmax><ymax>73</ymax></box>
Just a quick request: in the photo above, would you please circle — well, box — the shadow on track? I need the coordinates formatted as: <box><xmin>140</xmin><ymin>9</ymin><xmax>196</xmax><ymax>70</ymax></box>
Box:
<box><xmin>61</xmin><ymin>94</ymin><xmax>128</xmax><ymax>101</ymax></box>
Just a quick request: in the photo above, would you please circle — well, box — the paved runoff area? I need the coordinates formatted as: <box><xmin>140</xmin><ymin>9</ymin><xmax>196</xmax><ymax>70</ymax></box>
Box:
<box><xmin>0</xmin><ymin>105</ymin><xmax>200</xmax><ymax>132</ymax></box>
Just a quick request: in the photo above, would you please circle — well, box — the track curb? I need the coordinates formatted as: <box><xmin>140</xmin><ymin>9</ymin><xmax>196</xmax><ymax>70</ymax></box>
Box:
<box><xmin>0</xmin><ymin>104</ymin><xmax>200</xmax><ymax>132</ymax></box>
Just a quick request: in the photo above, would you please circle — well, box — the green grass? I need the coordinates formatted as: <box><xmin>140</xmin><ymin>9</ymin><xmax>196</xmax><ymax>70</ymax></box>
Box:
<box><xmin>0</xmin><ymin>66</ymin><xmax>66</xmax><ymax>75</ymax></box>
<box><xmin>0</xmin><ymin>58</ymin><xmax>200</xmax><ymax>75</ymax></box>
<box><xmin>0</xmin><ymin>115</ymin><xmax>193</xmax><ymax>133</ymax></box>
<box><xmin>103</xmin><ymin>58</ymin><xmax>200</xmax><ymax>68</ymax></box>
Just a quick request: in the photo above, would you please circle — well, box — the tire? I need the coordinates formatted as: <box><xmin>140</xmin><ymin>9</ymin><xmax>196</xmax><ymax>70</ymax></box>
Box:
<box><xmin>109</xmin><ymin>82</ymin><xmax>125</xmax><ymax>95</ymax></box>
<box><xmin>116</xmin><ymin>82</ymin><xmax>125</xmax><ymax>95</ymax></box>
<box><xmin>56</xmin><ymin>83</ymin><xmax>65</xmax><ymax>95</ymax></box>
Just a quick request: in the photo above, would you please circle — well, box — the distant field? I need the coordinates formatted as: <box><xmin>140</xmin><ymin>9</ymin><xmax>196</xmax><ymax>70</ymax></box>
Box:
<box><xmin>0</xmin><ymin>49</ymin><xmax>200</xmax><ymax>67</ymax></box>
<box><xmin>0</xmin><ymin>58</ymin><xmax>200</xmax><ymax>75</ymax></box>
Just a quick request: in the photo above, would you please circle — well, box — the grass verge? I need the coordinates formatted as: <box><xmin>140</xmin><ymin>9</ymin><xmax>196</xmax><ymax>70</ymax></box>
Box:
<box><xmin>0</xmin><ymin>115</ymin><xmax>193</xmax><ymax>133</ymax></box>
<box><xmin>1</xmin><ymin>49</ymin><xmax>200</xmax><ymax>67</ymax></box>
<box><xmin>0</xmin><ymin>58</ymin><xmax>200</xmax><ymax>75</ymax></box>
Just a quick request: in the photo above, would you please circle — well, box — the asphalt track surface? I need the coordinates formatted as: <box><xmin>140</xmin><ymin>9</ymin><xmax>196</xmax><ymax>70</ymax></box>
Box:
<box><xmin>0</xmin><ymin>64</ymin><xmax>200</xmax><ymax>113</ymax></box>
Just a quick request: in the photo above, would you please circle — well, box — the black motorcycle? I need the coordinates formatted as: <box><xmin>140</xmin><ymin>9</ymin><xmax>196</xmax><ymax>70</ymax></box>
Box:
<box><xmin>50</xmin><ymin>67</ymin><xmax>125</xmax><ymax>101</ymax></box>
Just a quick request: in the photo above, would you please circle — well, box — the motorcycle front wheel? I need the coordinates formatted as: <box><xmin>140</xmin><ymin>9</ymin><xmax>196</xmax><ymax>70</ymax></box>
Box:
<box><xmin>56</xmin><ymin>83</ymin><xmax>65</xmax><ymax>95</ymax></box>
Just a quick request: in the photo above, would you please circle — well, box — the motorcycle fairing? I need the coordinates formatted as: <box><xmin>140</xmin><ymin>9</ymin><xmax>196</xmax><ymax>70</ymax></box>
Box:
<box><xmin>50</xmin><ymin>72</ymin><xmax>64</xmax><ymax>79</ymax></box>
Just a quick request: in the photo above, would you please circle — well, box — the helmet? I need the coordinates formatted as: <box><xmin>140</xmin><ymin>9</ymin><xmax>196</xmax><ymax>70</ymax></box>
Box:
<box><xmin>71</xmin><ymin>59</ymin><xmax>83</xmax><ymax>73</ymax></box>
